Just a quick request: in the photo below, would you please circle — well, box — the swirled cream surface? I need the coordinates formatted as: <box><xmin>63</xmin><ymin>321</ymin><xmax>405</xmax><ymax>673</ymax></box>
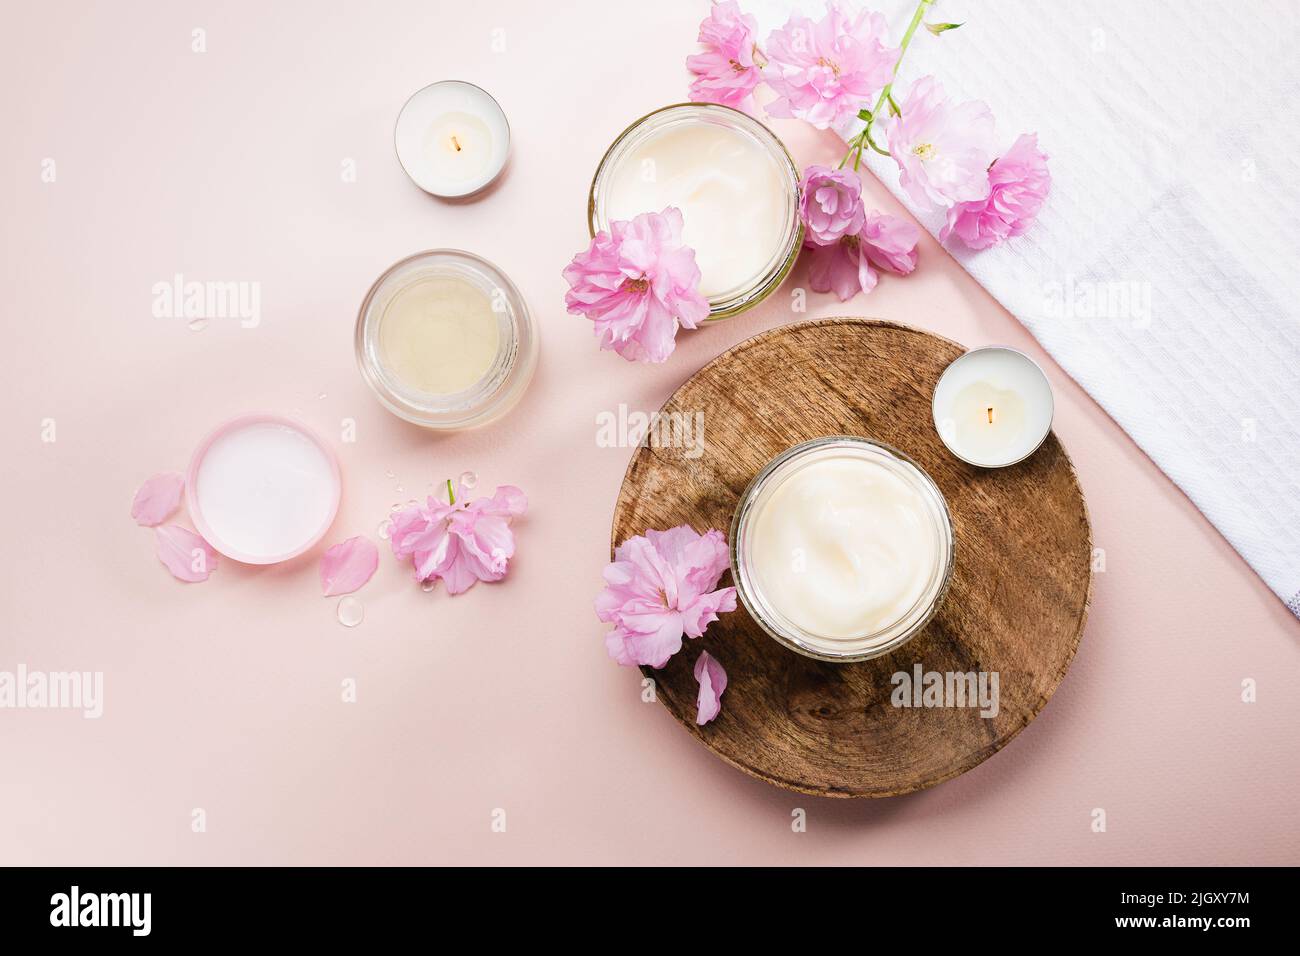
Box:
<box><xmin>603</xmin><ymin>121</ymin><xmax>787</xmax><ymax>299</ymax></box>
<box><xmin>747</xmin><ymin>451</ymin><xmax>943</xmax><ymax>640</ymax></box>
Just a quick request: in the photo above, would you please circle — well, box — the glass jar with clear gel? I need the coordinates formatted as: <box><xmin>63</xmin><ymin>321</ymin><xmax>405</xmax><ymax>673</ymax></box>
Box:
<box><xmin>588</xmin><ymin>104</ymin><xmax>803</xmax><ymax>319</ymax></box>
<box><xmin>355</xmin><ymin>249</ymin><xmax>538</xmax><ymax>429</ymax></box>
<box><xmin>730</xmin><ymin>437</ymin><xmax>955</xmax><ymax>662</ymax></box>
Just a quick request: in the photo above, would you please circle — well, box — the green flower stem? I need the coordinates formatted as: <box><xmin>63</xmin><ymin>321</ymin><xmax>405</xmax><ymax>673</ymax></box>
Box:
<box><xmin>840</xmin><ymin>0</ymin><xmax>933</xmax><ymax>171</ymax></box>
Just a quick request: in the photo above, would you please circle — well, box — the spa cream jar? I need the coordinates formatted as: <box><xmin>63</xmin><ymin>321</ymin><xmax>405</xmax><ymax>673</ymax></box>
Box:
<box><xmin>187</xmin><ymin>414</ymin><xmax>341</xmax><ymax>565</ymax></box>
<box><xmin>588</xmin><ymin>104</ymin><xmax>802</xmax><ymax>319</ymax></box>
<box><xmin>731</xmin><ymin>437</ymin><xmax>954</xmax><ymax>662</ymax></box>
<box><xmin>355</xmin><ymin>249</ymin><xmax>538</xmax><ymax>429</ymax></box>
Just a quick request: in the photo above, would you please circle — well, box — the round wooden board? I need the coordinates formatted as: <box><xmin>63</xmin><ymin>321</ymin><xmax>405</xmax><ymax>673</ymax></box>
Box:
<box><xmin>611</xmin><ymin>318</ymin><xmax>1092</xmax><ymax>798</ymax></box>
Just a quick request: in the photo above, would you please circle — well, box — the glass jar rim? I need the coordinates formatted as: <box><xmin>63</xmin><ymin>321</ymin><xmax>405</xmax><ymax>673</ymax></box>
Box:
<box><xmin>354</xmin><ymin>249</ymin><xmax>538</xmax><ymax>430</ymax></box>
<box><xmin>730</xmin><ymin>436</ymin><xmax>955</xmax><ymax>662</ymax></box>
<box><xmin>587</xmin><ymin>103</ymin><xmax>803</xmax><ymax>320</ymax></box>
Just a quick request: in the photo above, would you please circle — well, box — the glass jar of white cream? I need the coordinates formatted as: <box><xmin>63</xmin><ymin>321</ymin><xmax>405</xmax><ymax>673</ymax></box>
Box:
<box><xmin>730</xmin><ymin>437</ymin><xmax>955</xmax><ymax>662</ymax></box>
<box><xmin>588</xmin><ymin>104</ymin><xmax>803</xmax><ymax>319</ymax></box>
<box><xmin>355</xmin><ymin>249</ymin><xmax>538</xmax><ymax>429</ymax></box>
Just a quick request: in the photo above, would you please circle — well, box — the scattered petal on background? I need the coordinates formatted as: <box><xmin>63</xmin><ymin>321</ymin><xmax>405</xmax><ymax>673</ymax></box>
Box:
<box><xmin>154</xmin><ymin>525</ymin><xmax>217</xmax><ymax>583</ymax></box>
<box><xmin>319</xmin><ymin>536</ymin><xmax>379</xmax><ymax>596</ymax></box>
<box><xmin>130</xmin><ymin>472</ymin><xmax>185</xmax><ymax>527</ymax></box>
<box><xmin>694</xmin><ymin>650</ymin><xmax>728</xmax><ymax>725</ymax></box>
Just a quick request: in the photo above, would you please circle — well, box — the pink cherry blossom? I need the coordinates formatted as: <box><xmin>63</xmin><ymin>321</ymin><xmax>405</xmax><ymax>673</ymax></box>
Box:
<box><xmin>804</xmin><ymin>234</ymin><xmax>877</xmax><ymax>301</ymax></box>
<box><xmin>799</xmin><ymin>165</ymin><xmax>866</xmax><ymax>245</ymax></box>
<box><xmin>763</xmin><ymin>2</ymin><xmax>899</xmax><ymax>130</ymax></box>
<box><xmin>940</xmin><ymin>133</ymin><xmax>1051</xmax><ymax>250</ymax></box>
<box><xmin>130</xmin><ymin>471</ymin><xmax>185</xmax><ymax>527</ymax></box>
<box><xmin>320</xmin><ymin>536</ymin><xmax>379</xmax><ymax>596</ymax></box>
<box><xmin>597</xmin><ymin>526</ymin><xmax>737</xmax><ymax>668</ymax></box>
<box><xmin>882</xmin><ymin>75</ymin><xmax>996</xmax><ymax>209</ymax></box>
<box><xmin>694</xmin><ymin>650</ymin><xmax>728</xmax><ymax>725</ymax></box>
<box><xmin>563</xmin><ymin>207</ymin><xmax>709</xmax><ymax>364</ymax></box>
<box><xmin>861</xmin><ymin>210</ymin><xmax>921</xmax><ymax>274</ymax></box>
<box><xmin>154</xmin><ymin>525</ymin><xmax>217</xmax><ymax>582</ymax></box>
<box><xmin>686</xmin><ymin>1</ymin><xmax>764</xmax><ymax>109</ymax></box>
<box><xmin>803</xmin><ymin>210</ymin><xmax>919</xmax><ymax>301</ymax></box>
<box><xmin>390</xmin><ymin>480</ymin><xmax>526</xmax><ymax>595</ymax></box>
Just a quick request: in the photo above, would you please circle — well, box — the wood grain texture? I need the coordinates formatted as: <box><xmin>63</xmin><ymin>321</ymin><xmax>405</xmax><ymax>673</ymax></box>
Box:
<box><xmin>611</xmin><ymin>319</ymin><xmax>1092</xmax><ymax>798</ymax></box>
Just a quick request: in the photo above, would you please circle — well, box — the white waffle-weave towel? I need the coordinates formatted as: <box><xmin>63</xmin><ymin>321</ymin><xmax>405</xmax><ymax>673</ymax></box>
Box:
<box><xmin>747</xmin><ymin>0</ymin><xmax>1300</xmax><ymax>616</ymax></box>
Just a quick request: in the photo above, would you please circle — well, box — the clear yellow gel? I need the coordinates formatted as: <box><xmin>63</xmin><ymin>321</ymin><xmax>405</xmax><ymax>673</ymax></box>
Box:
<box><xmin>378</xmin><ymin>275</ymin><xmax>500</xmax><ymax>395</ymax></box>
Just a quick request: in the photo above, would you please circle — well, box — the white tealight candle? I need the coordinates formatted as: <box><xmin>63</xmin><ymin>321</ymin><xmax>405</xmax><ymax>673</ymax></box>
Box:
<box><xmin>395</xmin><ymin>81</ymin><xmax>509</xmax><ymax>198</ymax></box>
<box><xmin>932</xmin><ymin>347</ymin><xmax>1055</xmax><ymax>468</ymax></box>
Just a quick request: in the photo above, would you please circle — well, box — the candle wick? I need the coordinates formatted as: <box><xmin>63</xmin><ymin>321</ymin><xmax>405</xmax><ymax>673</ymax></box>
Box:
<box><xmin>451</xmin><ymin>135</ymin><xmax>462</xmax><ymax>152</ymax></box>
<box><xmin>987</xmin><ymin>407</ymin><xmax>995</xmax><ymax>424</ymax></box>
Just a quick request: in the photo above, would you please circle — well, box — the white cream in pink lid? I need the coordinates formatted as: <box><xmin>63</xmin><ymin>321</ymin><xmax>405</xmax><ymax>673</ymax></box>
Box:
<box><xmin>186</xmin><ymin>416</ymin><xmax>340</xmax><ymax>564</ymax></box>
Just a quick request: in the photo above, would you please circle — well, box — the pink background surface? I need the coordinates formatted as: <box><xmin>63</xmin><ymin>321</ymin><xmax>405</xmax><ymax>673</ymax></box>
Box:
<box><xmin>2</xmin><ymin>0</ymin><xmax>1297</xmax><ymax>866</ymax></box>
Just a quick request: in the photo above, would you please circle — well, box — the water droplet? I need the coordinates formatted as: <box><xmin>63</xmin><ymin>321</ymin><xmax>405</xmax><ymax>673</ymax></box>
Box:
<box><xmin>384</xmin><ymin>470</ymin><xmax>396</xmax><ymax>480</ymax></box>
<box><xmin>376</xmin><ymin>520</ymin><xmax>392</xmax><ymax>540</ymax></box>
<box><xmin>420</xmin><ymin>579</ymin><xmax>437</xmax><ymax>593</ymax></box>
<box><xmin>390</xmin><ymin>503</ymin><xmax>403</xmax><ymax>513</ymax></box>
<box><xmin>337</xmin><ymin>596</ymin><xmax>364</xmax><ymax>627</ymax></box>
<box><xmin>317</xmin><ymin>391</ymin><xmax>327</xmax><ymax>400</ymax></box>
<box><xmin>395</xmin><ymin>484</ymin><xmax>404</xmax><ymax>493</ymax></box>
<box><xmin>458</xmin><ymin>470</ymin><xmax>478</xmax><ymax>491</ymax></box>
<box><xmin>187</xmin><ymin>318</ymin><xmax>209</xmax><ymax>332</ymax></box>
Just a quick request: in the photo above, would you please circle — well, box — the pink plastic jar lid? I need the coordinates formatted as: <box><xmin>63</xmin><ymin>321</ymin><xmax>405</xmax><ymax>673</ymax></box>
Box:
<box><xmin>185</xmin><ymin>414</ymin><xmax>341</xmax><ymax>565</ymax></box>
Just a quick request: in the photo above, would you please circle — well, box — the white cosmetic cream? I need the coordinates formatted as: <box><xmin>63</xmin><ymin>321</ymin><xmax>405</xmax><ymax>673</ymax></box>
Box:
<box><xmin>589</xmin><ymin>104</ymin><xmax>802</xmax><ymax>317</ymax></box>
<box><xmin>188</xmin><ymin>416</ymin><xmax>340</xmax><ymax>564</ymax></box>
<box><xmin>355</xmin><ymin>250</ymin><xmax>538</xmax><ymax>429</ymax></box>
<box><xmin>731</xmin><ymin>438</ymin><xmax>954</xmax><ymax>662</ymax></box>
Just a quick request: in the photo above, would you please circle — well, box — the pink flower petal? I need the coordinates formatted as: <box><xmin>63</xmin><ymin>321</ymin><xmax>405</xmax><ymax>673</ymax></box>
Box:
<box><xmin>154</xmin><ymin>525</ymin><xmax>217</xmax><ymax>582</ymax></box>
<box><xmin>131</xmin><ymin>471</ymin><xmax>185</xmax><ymax>527</ymax></box>
<box><xmin>613</xmin><ymin>611</ymin><xmax>687</xmax><ymax>668</ymax></box>
<box><xmin>805</xmin><ymin>238</ymin><xmax>875</xmax><ymax>301</ymax></box>
<box><xmin>437</xmin><ymin>539</ymin><xmax>482</xmax><ymax>595</ymax></box>
<box><xmin>694</xmin><ymin>650</ymin><xmax>728</xmax><ymax>725</ymax></box>
<box><xmin>472</xmin><ymin>485</ymin><xmax>528</xmax><ymax>519</ymax></box>
<box><xmin>682</xmin><ymin>586</ymin><xmax>737</xmax><ymax>639</ymax></box>
<box><xmin>319</xmin><ymin>536</ymin><xmax>379</xmax><ymax>596</ymax></box>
